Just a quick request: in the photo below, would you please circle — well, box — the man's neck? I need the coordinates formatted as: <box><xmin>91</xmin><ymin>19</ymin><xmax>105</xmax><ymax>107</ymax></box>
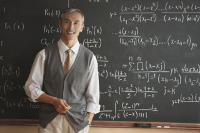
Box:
<box><xmin>61</xmin><ymin>37</ymin><xmax>77</xmax><ymax>48</ymax></box>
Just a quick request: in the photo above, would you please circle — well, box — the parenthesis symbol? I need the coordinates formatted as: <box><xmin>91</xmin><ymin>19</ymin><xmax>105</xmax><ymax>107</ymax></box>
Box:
<box><xmin>100</xmin><ymin>26</ymin><xmax>102</xmax><ymax>34</ymax></box>
<box><xmin>191</xmin><ymin>3</ymin><xmax>194</xmax><ymax>10</ymax></box>
<box><xmin>135</xmin><ymin>111</ymin><xmax>138</xmax><ymax>119</ymax></box>
<box><xmin>134</xmin><ymin>87</ymin><xmax>137</xmax><ymax>96</ymax></box>
<box><xmin>105</xmin><ymin>70</ymin><xmax>108</xmax><ymax>79</ymax></box>
<box><xmin>121</xmin><ymin>5</ymin><xmax>123</xmax><ymax>13</ymax></box>
<box><xmin>180</xmin><ymin>94</ymin><xmax>183</xmax><ymax>103</ymax></box>
<box><xmin>164</xmin><ymin>15</ymin><xmax>167</xmax><ymax>22</ymax></box>
<box><xmin>167</xmin><ymin>35</ymin><xmax>171</xmax><ymax>46</ymax></box>
<box><xmin>115</xmin><ymin>70</ymin><xmax>117</xmax><ymax>79</ymax></box>
<box><xmin>136</xmin><ymin>27</ymin><xmax>138</xmax><ymax>35</ymax></box>
<box><xmin>51</xmin><ymin>10</ymin><xmax>53</xmax><ymax>17</ymax></box>
<box><xmin>4</xmin><ymin>80</ymin><xmax>8</xmax><ymax>94</ymax></box>
<box><xmin>182</xmin><ymin>14</ymin><xmax>184</xmax><ymax>23</ymax></box>
<box><xmin>119</xmin><ymin>15</ymin><xmax>122</xmax><ymax>22</ymax></box>
<box><xmin>197</xmin><ymin>15</ymin><xmax>200</xmax><ymax>22</ymax></box>
<box><xmin>22</xmin><ymin>23</ymin><xmax>24</xmax><ymax>30</ymax></box>
<box><xmin>50</xmin><ymin>25</ymin><xmax>53</xmax><ymax>33</ymax></box>
<box><xmin>13</xmin><ymin>23</ymin><xmax>16</xmax><ymax>30</ymax></box>
<box><xmin>94</xmin><ymin>26</ymin><xmax>96</xmax><ymax>35</ymax></box>
<box><xmin>164</xmin><ymin>88</ymin><xmax>166</xmax><ymax>95</ymax></box>
<box><xmin>99</xmin><ymin>38</ymin><xmax>101</xmax><ymax>48</ymax></box>
<box><xmin>188</xmin><ymin>35</ymin><xmax>191</xmax><ymax>46</ymax></box>
<box><xmin>154</xmin><ymin>14</ymin><xmax>157</xmax><ymax>22</ymax></box>
<box><xmin>185</xmin><ymin>75</ymin><xmax>187</xmax><ymax>84</ymax></box>
<box><xmin>195</xmin><ymin>94</ymin><xmax>197</xmax><ymax>101</ymax></box>
<box><xmin>2</xmin><ymin>66</ymin><xmax>4</xmax><ymax>76</ymax></box>
<box><xmin>155</xmin><ymin>36</ymin><xmax>158</xmax><ymax>46</ymax></box>
<box><xmin>154</xmin><ymin>2</ymin><xmax>158</xmax><ymax>11</ymax></box>
<box><xmin>163</xmin><ymin>60</ymin><xmax>166</xmax><ymax>71</ymax></box>
<box><xmin>123</xmin><ymin>111</ymin><xmax>126</xmax><ymax>118</ymax></box>
<box><xmin>191</xmin><ymin>94</ymin><xmax>194</xmax><ymax>101</ymax></box>
<box><xmin>145</xmin><ymin>61</ymin><xmax>148</xmax><ymax>70</ymax></box>
<box><xmin>139</xmin><ymin>14</ymin><xmax>142</xmax><ymax>23</ymax></box>
<box><xmin>165</xmin><ymin>2</ymin><xmax>168</xmax><ymax>11</ymax></box>
<box><xmin>158</xmin><ymin>74</ymin><xmax>160</xmax><ymax>83</ymax></box>
<box><xmin>119</xmin><ymin>86</ymin><xmax>121</xmax><ymax>95</ymax></box>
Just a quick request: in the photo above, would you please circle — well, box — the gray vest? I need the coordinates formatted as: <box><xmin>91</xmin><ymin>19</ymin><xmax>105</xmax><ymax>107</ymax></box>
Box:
<box><xmin>39</xmin><ymin>42</ymin><xmax>93</xmax><ymax>132</ymax></box>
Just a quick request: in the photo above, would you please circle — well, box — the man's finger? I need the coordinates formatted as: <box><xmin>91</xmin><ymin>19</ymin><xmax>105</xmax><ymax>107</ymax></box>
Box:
<box><xmin>62</xmin><ymin>100</ymin><xmax>71</xmax><ymax>110</ymax></box>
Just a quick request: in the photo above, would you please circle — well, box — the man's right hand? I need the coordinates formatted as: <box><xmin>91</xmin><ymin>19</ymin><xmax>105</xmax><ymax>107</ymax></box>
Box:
<box><xmin>53</xmin><ymin>98</ymin><xmax>71</xmax><ymax>114</ymax></box>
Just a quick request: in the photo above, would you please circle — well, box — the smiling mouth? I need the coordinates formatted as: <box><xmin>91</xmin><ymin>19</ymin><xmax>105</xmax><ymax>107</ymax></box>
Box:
<box><xmin>66</xmin><ymin>31</ymin><xmax>75</xmax><ymax>34</ymax></box>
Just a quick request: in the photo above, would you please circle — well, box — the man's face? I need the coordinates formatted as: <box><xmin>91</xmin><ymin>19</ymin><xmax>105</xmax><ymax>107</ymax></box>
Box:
<box><xmin>59</xmin><ymin>11</ymin><xmax>84</xmax><ymax>42</ymax></box>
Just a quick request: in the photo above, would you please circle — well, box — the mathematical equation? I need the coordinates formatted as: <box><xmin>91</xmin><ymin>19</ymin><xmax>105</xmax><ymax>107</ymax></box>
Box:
<box><xmin>1</xmin><ymin>66</ymin><xmax>20</xmax><ymax>77</ymax></box>
<box><xmin>117</xmin><ymin>14</ymin><xmax>200</xmax><ymax>24</ymax></box>
<box><xmin>83</xmin><ymin>38</ymin><xmax>102</xmax><ymax>48</ymax></box>
<box><xmin>101</xmin><ymin>83</ymin><xmax>178</xmax><ymax>98</ymax></box>
<box><xmin>101</xmin><ymin>84</ymin><xmax>158</xmax><ymax>98</ymax></box>
<box><xmin>0</xmin><ymin>80</ymin><xmax>24</xmax><ymax>95</ymax></box>
<box><xmin>84</xmin><ymin>26</ymin><xmax>102</xmax><ymax>35</ymax></box>
<box><xmin>0</xmin><ymin>97</ymin><xmax>39</xmax><ymax>114</ymax></box>
<box><xmin>4</xmin><ymin>22</ymin><xmax>24</xmax><ymax>31</ymax></box>
<box><xmin>41</xmin><ymin>38</ymin><xmax>55</xmax><ymax>47</ymax></box>
<box><xmin>126</xmin><ymin>57</ymin><xmax>200</xmax><ymax>86</ymax></box>
<box><xmin>99</xmin><ymin>56</ymin><xmax>200</xmax><ymax>108</ymax></box>
<box><xmin>44</xmin><ymin>9</ymin><xmax>60</xmax><ymax>18</ymax></box>
<box><xmin>113</xmin><ymin>27</ymin><xmax>197</xmax><ymax>50</ymax></box>
<box><xmin>119</xmin><ymin>2</ymin><xmax>200</xmax><ymax>13</ymax></box>
<box><xmin>43</xmin><ymin>25</ymin><xmax>61</xmax><ymax>34</ymax></box>
<box><xmin>96</xmin><ymin>54</ymin><xmax>108</xmax><ymax>67</ymax></box>
<box><xmin>172</xmin><ymin>94</ymin><xmax>200</xmax><ymax>106</ymax></box>
<box><xmin>99</xmin><ymin>101</ymin><xmax>157</xmax><ymax>120</ymax></box>
<box><xmin>110</xmin><ymin>2</ymin><xmax>200</xmax><ymax>23</ymax></box>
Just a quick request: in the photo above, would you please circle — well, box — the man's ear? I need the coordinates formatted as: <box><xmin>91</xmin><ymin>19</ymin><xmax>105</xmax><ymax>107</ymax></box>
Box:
<box><xmin>58</xmin><ymin>20</ymin><xmax>62</xmax><ymax>29</ymax></box>
<box><xmin>80</xmin><ymin>24</ymin><xmax>84</xmax><ymax>32</ymax></box>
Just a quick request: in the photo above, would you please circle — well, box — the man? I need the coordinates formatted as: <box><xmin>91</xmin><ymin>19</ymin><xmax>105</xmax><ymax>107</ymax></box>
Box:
<box><xmin>25</xmin><ymin>8</ymin><xmax>100</xmax><ymax>133</ymax></box>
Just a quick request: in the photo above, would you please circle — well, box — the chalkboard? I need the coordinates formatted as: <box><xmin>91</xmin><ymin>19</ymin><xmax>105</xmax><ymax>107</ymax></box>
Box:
<box><xmin>1</xmin><ymin>0</ymin><xmax>200</xmax><ymax>129</ymax></box>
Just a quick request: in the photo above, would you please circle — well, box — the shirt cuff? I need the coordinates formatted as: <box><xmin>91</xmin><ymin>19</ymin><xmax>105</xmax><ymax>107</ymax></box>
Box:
<box><xmin>29</xmin><ymin>86</ymin><xmax>45</xmax><ymax>102</ymax></box>
<box><xmin>86</xmin><ymin>102</ymin><xmax>101</xmax><ymax>114</ymax></box>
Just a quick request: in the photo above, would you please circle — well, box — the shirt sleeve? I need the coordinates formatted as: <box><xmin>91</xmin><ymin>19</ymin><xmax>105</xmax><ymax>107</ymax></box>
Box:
<box><xmin>24</xmin><ymin>50</ymin><xmax>45</xmax><ymax>102</ymax></box>
<box><xmin>85</xmin><ymin>55</ymin><xmax>101</xmax><ymax>114</ymax></box>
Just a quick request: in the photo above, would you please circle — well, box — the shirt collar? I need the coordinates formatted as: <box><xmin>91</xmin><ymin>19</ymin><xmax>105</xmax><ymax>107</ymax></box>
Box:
<box><xmin>58</xmin><ymin>39</ymin><xmax>80</xmax><ymax>54</ymax></box>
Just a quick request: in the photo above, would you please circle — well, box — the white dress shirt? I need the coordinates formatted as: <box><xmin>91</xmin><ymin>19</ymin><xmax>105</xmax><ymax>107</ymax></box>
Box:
<box><xmin>25</xmin><ymin>39</ymin><xmax>100</xmax><ymax>114</ymax></box>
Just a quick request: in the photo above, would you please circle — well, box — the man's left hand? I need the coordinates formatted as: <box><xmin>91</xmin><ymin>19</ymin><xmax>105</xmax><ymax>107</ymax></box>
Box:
<box><xmin>87</xmin><ymin>112</ymin><xmax>94</xmax><ymax>122</ymax></box>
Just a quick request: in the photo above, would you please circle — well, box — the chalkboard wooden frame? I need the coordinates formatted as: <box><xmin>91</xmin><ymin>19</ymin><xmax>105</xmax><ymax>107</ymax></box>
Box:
<box><xmin>2</xmin><ymin>0</ymin><xmax>200</xmax><ymax>129</ymax></box>
<box><xmin>1</xmin><ymin>120</ymin><xmax>200</xmax><ymax>130</ymax></box>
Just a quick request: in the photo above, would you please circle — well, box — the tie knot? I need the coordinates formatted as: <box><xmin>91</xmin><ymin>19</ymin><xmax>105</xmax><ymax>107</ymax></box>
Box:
<box><xmin>67</xmin><ymin>49</ymin><xmax>72</xmax><ymax>55</ymax></box>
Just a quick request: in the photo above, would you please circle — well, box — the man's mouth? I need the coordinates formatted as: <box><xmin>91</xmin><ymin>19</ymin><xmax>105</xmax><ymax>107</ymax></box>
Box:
<box><xmin>67</xmin><ymin>31</ymin><xmax>75</xmax><ymax>34</ymax></box>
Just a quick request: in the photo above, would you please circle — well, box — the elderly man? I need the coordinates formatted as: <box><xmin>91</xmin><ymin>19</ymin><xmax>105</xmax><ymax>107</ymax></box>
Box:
<box><xmin>25</xmin><ymin>8</ymin><xmax>100</xmax><ymax>133</ymax></box>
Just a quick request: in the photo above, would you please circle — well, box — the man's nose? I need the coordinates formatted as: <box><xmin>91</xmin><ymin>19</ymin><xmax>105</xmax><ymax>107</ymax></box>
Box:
<box><xmin>69</xmin><ymin>23</ymin><xmax>74</xmax><ymax>30</ymax></box>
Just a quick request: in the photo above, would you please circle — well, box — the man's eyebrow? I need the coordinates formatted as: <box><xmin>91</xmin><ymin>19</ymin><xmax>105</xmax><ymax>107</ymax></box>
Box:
<box><xmin>63</xmin><ymin>18</ymin><xmax>80</xmax><ymax>22</ymax></box>
<box><xmin>63</xmin><ymin>18</ymin><xmax>70</xmax><ymax>21</ymax></box>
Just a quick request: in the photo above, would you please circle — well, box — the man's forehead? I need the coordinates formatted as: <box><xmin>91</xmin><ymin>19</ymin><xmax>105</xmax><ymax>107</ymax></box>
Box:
<box><xmin>63</xmin><ymin>11</ymin><xmax>83</xmax><ymax>19</ymax></box>
<box><xmin>63</xmin><ymin>18</ymin><xmax>81</xmax><ymax>23</ymax></box>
